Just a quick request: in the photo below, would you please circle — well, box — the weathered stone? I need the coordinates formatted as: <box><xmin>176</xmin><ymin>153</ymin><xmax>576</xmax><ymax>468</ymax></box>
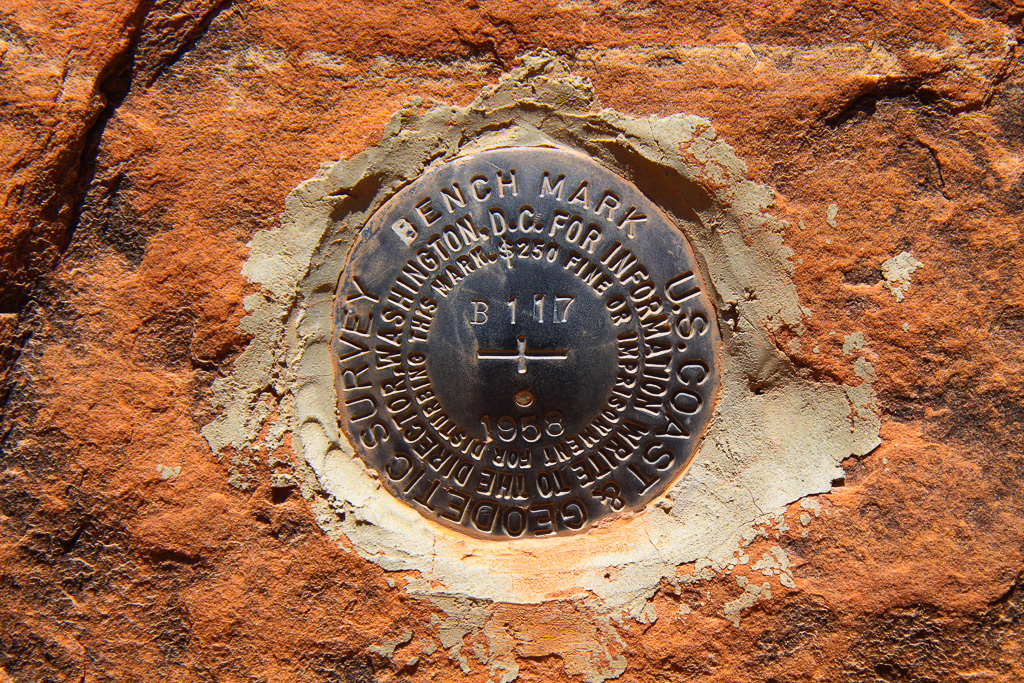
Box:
<box><xmin>1</xmin><ymin>1</ymin><xmax>1022</xmax><ymax>681</ymax></box>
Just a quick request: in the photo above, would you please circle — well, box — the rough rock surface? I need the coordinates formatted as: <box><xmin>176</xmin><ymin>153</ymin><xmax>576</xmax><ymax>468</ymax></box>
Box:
<box><xmin>1</xmin><ymin>1</ymin><xmax>1023</xmax><ymax>682</ymax></box>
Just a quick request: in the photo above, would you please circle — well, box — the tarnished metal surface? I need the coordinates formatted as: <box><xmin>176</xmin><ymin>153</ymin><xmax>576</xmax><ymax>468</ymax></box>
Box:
<box><xmin>333</xmin><ymin>147</ymin><xmax>720</xmax><ymax>538</ymax></box>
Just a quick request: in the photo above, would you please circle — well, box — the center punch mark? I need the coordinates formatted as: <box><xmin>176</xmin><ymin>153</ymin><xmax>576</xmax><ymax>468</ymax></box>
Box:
<box><xmin>477</xmin><ymin>335</ymin><xmax>568</xmax><ymax>374</ymax></box>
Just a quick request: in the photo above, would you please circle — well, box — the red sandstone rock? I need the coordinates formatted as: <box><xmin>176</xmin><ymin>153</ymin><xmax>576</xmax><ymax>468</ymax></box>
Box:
<box><xmin>1</xmin><ymin>1</ymin><xmax>1022</xmax><ymax>681</ymax></box>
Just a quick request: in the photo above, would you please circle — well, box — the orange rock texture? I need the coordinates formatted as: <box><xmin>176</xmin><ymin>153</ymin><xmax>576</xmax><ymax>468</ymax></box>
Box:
<box><xmin>1</xmin><ymin>1</ymin><xmax>1023</xmax><ymax>681</ymax></box>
